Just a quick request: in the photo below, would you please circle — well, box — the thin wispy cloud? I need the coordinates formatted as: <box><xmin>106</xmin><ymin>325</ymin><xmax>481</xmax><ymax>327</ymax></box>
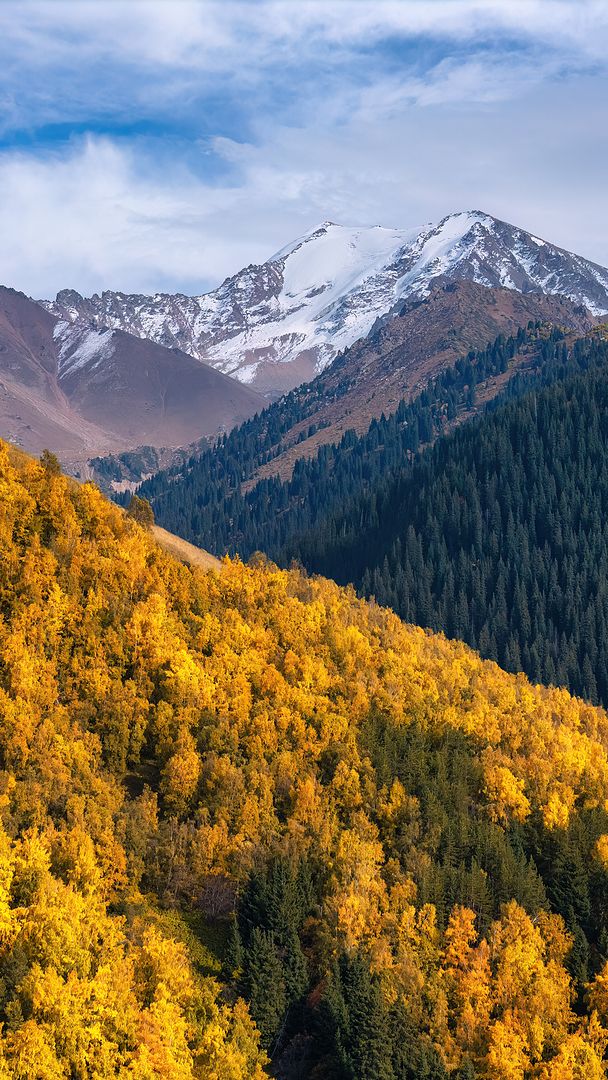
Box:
<box><xmin>0</xmin><ymin>1</ymin><xmax>606</xmax><ymax>297</ymax></box>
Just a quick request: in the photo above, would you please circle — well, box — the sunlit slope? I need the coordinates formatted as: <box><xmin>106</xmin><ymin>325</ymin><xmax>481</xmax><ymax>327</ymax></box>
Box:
<box><xmin>2</xmin><ymin>441</ymin><xmax>608</xmax><ymax>1074</ymax></box>
<box><xmin>0</xmin><ymin>443</ymin><xmax>267</xmax><ymax>1079</ymax></box>
<box><xmin>151</xmin><ymin>523</ymin><xmax>221</xmax><ymax>571</ymax></box>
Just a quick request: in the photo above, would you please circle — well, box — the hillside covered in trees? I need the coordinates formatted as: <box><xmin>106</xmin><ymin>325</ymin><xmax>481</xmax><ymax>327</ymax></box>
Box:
<box><xmin>278</xmin><ymin>338</ymin><xmax>608</xmax><ymax>709</ymax></box>
<box><xmin>4</xmin><ymin>442</ymin><xmax>608</xmax><ymax>1075</ymax></box>
<box><xmin>136</xmin><ymin>320</ymin><xmax>566</xmax><ymax>550</ymax></box>
<box><xmin>138</xmin><ymin>325</ymin><xmax>608</xmax><ymax>708</ymax></box>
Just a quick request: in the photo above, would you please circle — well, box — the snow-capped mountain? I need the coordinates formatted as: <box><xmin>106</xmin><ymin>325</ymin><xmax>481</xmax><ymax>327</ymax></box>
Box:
<box><xmin>44</xmin><ymin>211</ymin><xmax>608</xmax><ymax>394</ymax></box>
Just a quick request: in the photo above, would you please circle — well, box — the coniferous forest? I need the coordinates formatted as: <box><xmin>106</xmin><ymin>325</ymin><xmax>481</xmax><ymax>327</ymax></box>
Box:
<box><xmin>139</xmin><ymin>328</ymin><xmax>608</xmax><ymax>707</ymax></box>
<box><xmin>289</xmin><ymin>344</ymin><xmax>608</xmax><ymax>705</ymax></box>
<box><xmin>136</xmin><ymin>322</ymin><xmax>552</xmax><ymax>553</ymax></box>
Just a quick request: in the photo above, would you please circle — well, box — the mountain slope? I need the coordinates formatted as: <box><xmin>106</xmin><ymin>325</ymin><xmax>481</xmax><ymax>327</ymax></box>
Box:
<box><xmin>45</xmin><ymin>210</ymin><xmax>608</xmax><ymax>394</ymax></box>
<box><xmin>137</xmin><ymin>314</ymin><xmax>598</xmax><ymax>556</ymax></box>
<box><xmin>246</xmin><ymin>281</ymin><xmax>594</xmax><ymax>484</ymax></box>
<box><xmin>3</xmin><ymin>441</ymin><xmax>608</xmax><ymax>1075</ymax></box>
<box><xmin>0</xmin><ymin>286</ymin><xmax>116</xmax><ymax>457</ymax></box>
<box><xmin>138</xmin><ymin>324</ymin><xmax>608</xmax><ymax>711</ymax></box>
<box><xmin>54</xmin><ymin>318</ymin><xmax>263</xmax><ymax>449</ymax></box>
<box><xmin>279</xmin><ymin>332</ymin><xmax>608</xmax><ymax>707</ymax></box>
<box><xmin>0</xmin><ymin>286</ymin><xmax>263</xmax><ymax>462</ymax></box>
<box><xmin>150</xmin><ymin>522</ymin><xmax>222</xmax><ymax>571</ymax></box>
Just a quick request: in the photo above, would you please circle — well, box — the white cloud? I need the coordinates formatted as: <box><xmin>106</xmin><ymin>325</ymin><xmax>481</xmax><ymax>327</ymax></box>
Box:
<box><xmin>355</xmin><ymin>52</ymin><xmax>568</xmax><ymax>118</ymax></box>
<box><xmin>0</xmin><ymin>2</ymin><xmax>561</xmax><ymax>50</ymax></box>
<box><xmin>0</xmin><ymin>1</ymin><xmax>607</xmax><ymax>297</ymax></box>
<box><xmin>0</xmin><ymin>140</ymin><xmax>231</xmax><ymax>297</ymax></box>
<box><xmin>274</xmin><ymin>0</ymin><xmax>608</xmax><ymax>60</ymax></box>
<box><xmin>2</xmin><ymin>1</ymin><xmax>607</xmax><ymax>81</ymax></box>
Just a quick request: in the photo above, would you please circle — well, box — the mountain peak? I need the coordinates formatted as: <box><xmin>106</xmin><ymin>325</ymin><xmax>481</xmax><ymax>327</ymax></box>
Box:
<box><xmin>269</xmin><ymin>219</ymin><xmax>344</xmax><ymax>263</ymax></box>
<box><xmin>55</xmin><ymin>287</ymin><xmax>84</xmax><ymax>304</ymax></box>
<box><xmin>443</xmin><ymin>208</ymin><xmax>492</xmax><ymax>220</ymax></box>
<box><xmin>43</xmin><ymin>211</ymin><xmax>608</xmax><ymax>395</ymax></box>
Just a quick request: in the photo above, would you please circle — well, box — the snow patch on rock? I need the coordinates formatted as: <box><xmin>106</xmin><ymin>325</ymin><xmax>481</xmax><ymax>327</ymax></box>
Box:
<box><xmin>55</xmin><ymin>323</ymin><xmax>115</xmax><ymax>379</ymax></box>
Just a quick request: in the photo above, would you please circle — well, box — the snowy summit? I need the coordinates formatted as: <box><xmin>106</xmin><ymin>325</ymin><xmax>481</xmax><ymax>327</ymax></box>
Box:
<box><xmin>45</xmin><ymin>211</ymin><xmax>608</xmax><ymax>395</ymax></box>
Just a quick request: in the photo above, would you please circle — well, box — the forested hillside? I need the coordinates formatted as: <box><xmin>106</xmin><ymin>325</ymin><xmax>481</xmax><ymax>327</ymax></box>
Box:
<box><xmin>138</xmin><ymin>326</ymin><xmax>608</xmax><ymax>708</ymax></box>
<box><xmin>138</xmin><ymin>320</ymin><xmax>573</xmax><ymax>551</ymax></box>
<box><xmin>283</xmin><ymin>341</ymin><xmax>608</xmax><ymax>709</ymax></box>
<box><xmin>4</xmin><ymin>443</ymin><xmax>608</xmax><ymax>1075</ymax></box>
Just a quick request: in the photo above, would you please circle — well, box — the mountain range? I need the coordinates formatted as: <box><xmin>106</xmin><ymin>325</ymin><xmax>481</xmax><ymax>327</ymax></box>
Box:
<box><xmin>6</xmin><ymin>212</ymin><xmax>608</xmax><ymax>1080</ymax></box>
<box><xmin>45</xmin><ymin>210</ymin><xmax>608</xmax><ymax>395</ymax></box>
<box><xmin>0</xmin><ymin>208</ymin><xmax>607</xmax><ymax>485</ymax></box>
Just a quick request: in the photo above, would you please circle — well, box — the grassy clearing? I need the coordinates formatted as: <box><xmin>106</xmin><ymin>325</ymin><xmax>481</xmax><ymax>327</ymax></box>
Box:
<box><xmin>151</xmin><ymin>524</ymin><xmax>221</xmax><ymax>572</ymax></box>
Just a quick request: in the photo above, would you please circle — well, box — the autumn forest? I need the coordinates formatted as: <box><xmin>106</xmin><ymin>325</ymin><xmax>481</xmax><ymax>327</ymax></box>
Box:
<box><xmin>0</xmin><ymin>441</ymin><xmax>607</xmax><ymax>1077</ymax></box>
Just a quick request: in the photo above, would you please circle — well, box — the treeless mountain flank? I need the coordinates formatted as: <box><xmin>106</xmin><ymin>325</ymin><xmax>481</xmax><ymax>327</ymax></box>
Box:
<box><xmin>0</xmin><ymin>287</ymin><xmax>118</xmax><ymax>457</ymax></box>
<box><xmin>59</xmin><ymin>326</ymin><xmax>264</xmax><ymax>449</ymax></box>
<box><xmin>0</xmin><ymin>286</ymin><xmax>264</xmax><ymax>462</ymax></box>
<box><xmin>247</xmin><ymin>282</ymin><xmax>595</xmax><ymax>484</ymax></box>
<box><xmin>150</xmin><ymin>523</ymin><xmax>221</xmax><ymax>571</ymax></box>
<box><xmin>0</xmin><ymin>286</ymin><xmax>61</xmax><ymax>388</ymax></box>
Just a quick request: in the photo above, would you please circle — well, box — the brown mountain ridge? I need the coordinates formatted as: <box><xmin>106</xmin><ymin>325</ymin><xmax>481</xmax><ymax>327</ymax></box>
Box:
<box><xmin>0</xmin><ymin>286</ymin><xmax>263</xmax><ymax>464</ymax></box>
<box><xmin>245</xmin><ymin>281</ymin><xmax>596</xmax><ymax>487</ymax></box>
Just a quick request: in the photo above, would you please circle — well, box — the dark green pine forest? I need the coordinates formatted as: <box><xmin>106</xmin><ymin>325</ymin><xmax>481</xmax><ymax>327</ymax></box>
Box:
<box><xmin>138</xmin><ymin>327</ymin><xmax>608</xmax><ymax>707</ymax></box>
<box><xmin>303</xmin><ymin>357</ymin><xmax>608</xmax><ymax>704</ymax></box>
<box><xmin>136</xmin><ymin>322</ymin><xmax>552</xmax><ymax>554</ymax></box>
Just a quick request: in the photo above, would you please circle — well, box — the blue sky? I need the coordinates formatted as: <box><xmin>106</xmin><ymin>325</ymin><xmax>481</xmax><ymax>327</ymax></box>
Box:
<box><xmin>0</xmin><ymin>0</ymin><xmax>607</xmax><ymax>297</ymax></box>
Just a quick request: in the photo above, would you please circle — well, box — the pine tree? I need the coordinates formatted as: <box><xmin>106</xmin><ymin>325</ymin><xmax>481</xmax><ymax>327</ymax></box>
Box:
<box><xmin>246</xmin><ymin>928</ymin><xmax>288</xmax><ymax>1049</ymax></box>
